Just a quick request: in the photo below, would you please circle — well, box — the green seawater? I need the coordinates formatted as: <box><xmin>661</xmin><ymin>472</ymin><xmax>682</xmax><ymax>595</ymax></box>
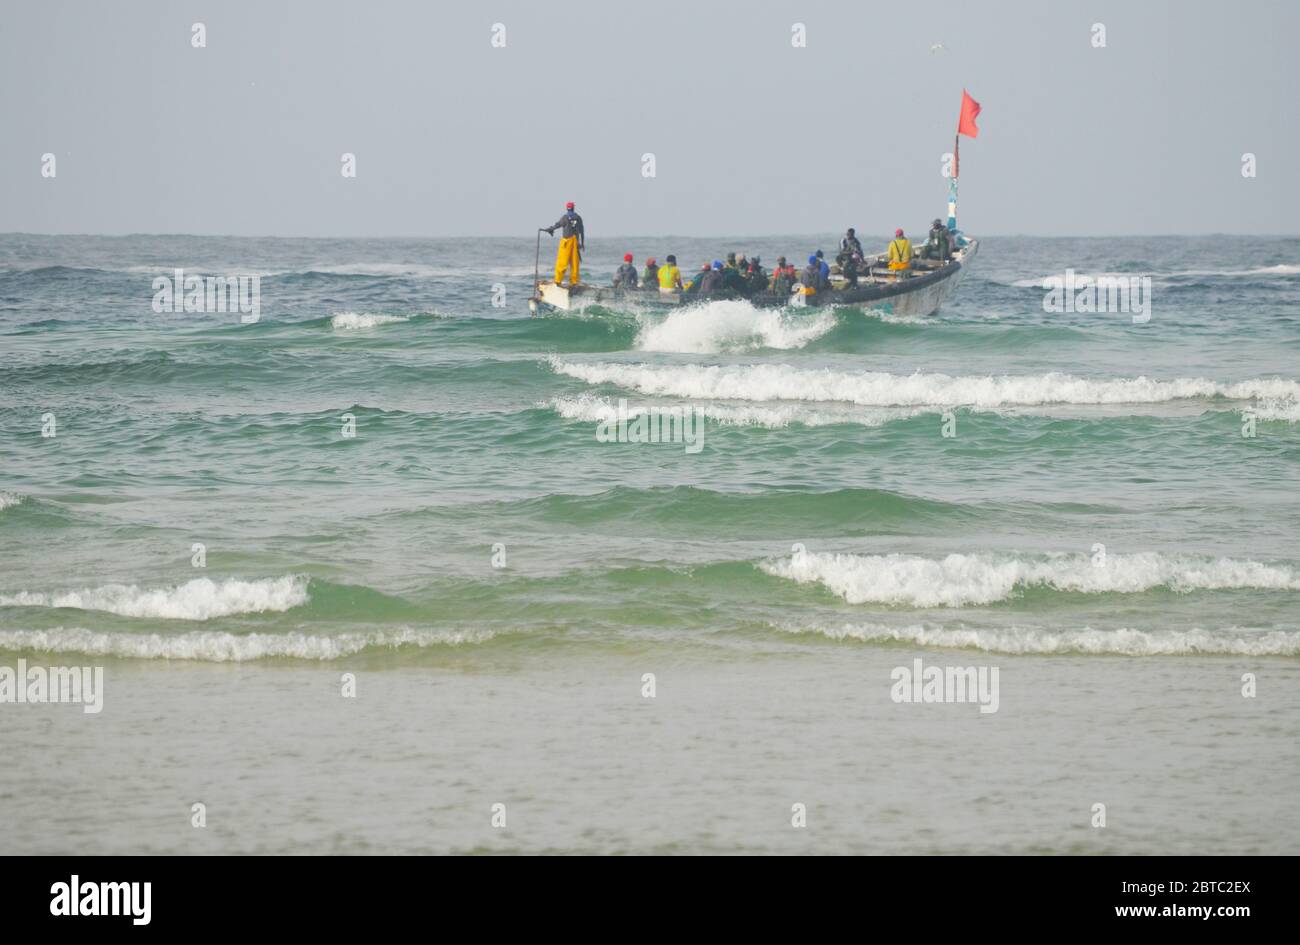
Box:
<box><xmin>2</xmin><ymin>234</ymin><xmax>1298</xmax><ymax>853</ymax></box>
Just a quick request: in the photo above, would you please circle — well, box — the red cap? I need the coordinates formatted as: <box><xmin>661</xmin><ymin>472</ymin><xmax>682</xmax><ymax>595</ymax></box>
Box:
<box><xmin>647</xmin><ymin>258</ymin><xmax>656</xmax><ymax>266</ymax></box>
<box><xmin>566</xmin><ymin>201</ymin><xmax>575</xmax><ymax>209</ymax></box>
<box><xmin>623</xmin><ymin>253</ymin><xmax>633</xmax><ymax>262</ymax></box>
<box><xmin>895</xmin><ymin>228</ymin><xmax>904</xmax><ymax>237</ymax></box>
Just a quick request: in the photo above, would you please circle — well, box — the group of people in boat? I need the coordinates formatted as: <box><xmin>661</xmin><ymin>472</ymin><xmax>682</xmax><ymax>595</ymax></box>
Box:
<box><xmin>541</xmin><ymin>202</ymin><xmax>956</xmax><ymax>299</ymax></box>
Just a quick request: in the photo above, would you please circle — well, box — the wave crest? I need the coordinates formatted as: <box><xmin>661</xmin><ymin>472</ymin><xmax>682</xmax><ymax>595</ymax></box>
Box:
<box><xmin>0</xmin><ymin>576</ymin><xmax>309</xmax><ymax>620</ymax></box>
<box><xmin>633</xmin><ymin>299</ymin><xmax>836</xmax><ymax>353</ymax></box>
<box><xmin>0</xmin><ymin>626</ymin><xmax>492</xmax><ymax>661</ymax></box>
<box><xmin>761</xmin><ymin>551</ymin><xmax>1300</xmax><ymax>608</ymax></box>
<box><xmin>781</xmin><ymin>622</ymin><xmax>1300</xmax><ymax>656</ymax></box>
<box><xmin>546</xmin><ymin>394</ymin><xmax>915</xmax><ymax>429</ymax></box>
<box><xmin>330</xmin><ymin>311</ymin><xmax>411</xmax><ymax>330</ymax></box>
<box><xmin>549</xmin><ymin>359</ymin><xmax>1300</xmax><ymax>410</ymax></box>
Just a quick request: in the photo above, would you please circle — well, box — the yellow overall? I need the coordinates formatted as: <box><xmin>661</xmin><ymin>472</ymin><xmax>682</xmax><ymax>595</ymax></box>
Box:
<box><xmin>888</xmin><ymin>238</ymin><xmax>913</xmax><ymax>271</ymax></box>
<box><xmin>554</xmin><ymin>237</ymin><xmax>581</xmax><ymax>285</ymax></box>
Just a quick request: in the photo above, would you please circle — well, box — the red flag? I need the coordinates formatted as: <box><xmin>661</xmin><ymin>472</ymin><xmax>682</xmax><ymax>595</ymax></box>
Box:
<box><xmin>957</xmin><ymin>89</ymin><xmax>981</xmax><ymax>138</ymax></box>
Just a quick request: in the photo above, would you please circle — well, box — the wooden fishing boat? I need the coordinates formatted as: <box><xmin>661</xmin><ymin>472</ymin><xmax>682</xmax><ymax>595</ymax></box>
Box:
<box><xmin>529</xmin><ymin>238</ymin><xmax>978</xmax><ymax>317</ymax></box>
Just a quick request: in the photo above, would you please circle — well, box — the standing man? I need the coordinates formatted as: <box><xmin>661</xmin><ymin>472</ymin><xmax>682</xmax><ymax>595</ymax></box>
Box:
<box><xmin>544</xmin><ymin>201</ymin><xmax>585</xmax><ymax>286</ymax></box>
<box><xmin>842</xmin><ymin>252</ymin><xmax>862</xmax><ymax>288</ymax></box>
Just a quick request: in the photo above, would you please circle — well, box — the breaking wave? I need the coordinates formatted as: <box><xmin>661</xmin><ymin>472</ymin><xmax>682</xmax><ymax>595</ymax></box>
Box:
<box><xmin>633</xmin><ymin>299</ymin><xmax>837</xmax><ymax>353</ymax></box>
<box><xmin>546</xmin><ymin>394</ymin><xmax>916</xmax><ymax>429</ymax></box>
<box><xmin>780</xmin><ymin>621</ymin><xmax>1300</xmax><ymax>656</ymax></box>
<box><xmin>1005</xmin><ymin>264</ymin><xmax>1300</xmax><ymax>288</ymax></box>
<box><xmin>549</xmin><ymin>359</ymin><xmax>1300</xmax><ymax>409</ymax></box>
<box><xmin>330</xmin><ymin>311</ymin><xmax>411</xmax><ymax>330</ymax></box>
<box><xmin>760</xmin><ymin>551</ymin><xmax>1300</xmax><ymax>608</ymax></box>
<box><xmin>0</xmin><ymin>576</ymin><xmax>309</xmax><ymax>620</ymax></box>
<box><xmin>0</xmin><ymin>626</ymin><xmax>492</xmax><ymax>661</ymax></box>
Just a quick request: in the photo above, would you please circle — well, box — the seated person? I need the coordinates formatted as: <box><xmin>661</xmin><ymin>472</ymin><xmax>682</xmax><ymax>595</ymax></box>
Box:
<box><xmin>613</xmin><ymin>253</ymin><xmax>638</xmax><ymax>288</ymax></box>
<box><xmin>922</xmin><ymin>219</ymin><xmax>952</xmax><ymax>261</ymax></box>
<box><xmin>837</xmin><ymin>227</ymin><xmax>864</xmax><ymax>266</ymax></box>
<box><xmin>801</xmin><ymin>254</ymin><xmax>829</xmax><ymax>294</ymax></box>
<box><xmin>684</xmin><ymin>262</ymin><xmax>714</xmax><ymax>295</ymax></box>
<box><xmin>698</xmin><ymin>260</ymin><xmax>726</xmax><ymax>296</ymax></box>
<box><xmin>658</xmin><ymin>254</ymin><xmax>683</xmax><ymax>291</ymax></box>
<box><xmin>770</xmin><ymin>257</ymin><xmax>797</xmax><ymax>295</ymax></box>
<box><xmin>887</xmin><ymin>230</ymin><xmax>912</xmax><ymax>272</ymax></box>
<box><xmin>721</xmin><ymin>260</ymin><xmax>750</xmax><ymax>295</ymax></box>
<box><xmin>642</xmin><ymin>257</ymin><xmax>660</xmax><ymax>289</ymax></box>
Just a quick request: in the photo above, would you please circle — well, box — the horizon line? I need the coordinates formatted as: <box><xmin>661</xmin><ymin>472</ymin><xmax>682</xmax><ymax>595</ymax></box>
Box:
<box><xmin>3</xmin><ymin>230</ymin><xmax>1299</xmax><ymax>241</ymax></box>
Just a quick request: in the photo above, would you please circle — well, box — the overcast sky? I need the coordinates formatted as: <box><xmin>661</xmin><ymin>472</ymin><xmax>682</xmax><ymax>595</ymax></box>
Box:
<box><xmin>2</xmin><ymin>0</ymin><xmax>1294</xmax><ymax>237</ymax></box>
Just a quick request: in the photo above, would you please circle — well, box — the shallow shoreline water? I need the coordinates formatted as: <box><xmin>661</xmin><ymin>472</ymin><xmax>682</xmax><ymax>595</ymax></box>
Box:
<box><xmin>3</xmin><ymin>650</ymin><xmax>1296</xmax><ymax>855</ymax></box>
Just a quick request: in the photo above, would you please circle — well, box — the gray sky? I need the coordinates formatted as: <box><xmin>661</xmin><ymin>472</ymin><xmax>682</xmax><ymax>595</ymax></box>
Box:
<box><xmin>2</xmin><ymin>0</ymin><xmax>1294</xmax><ymax>237</ymax></box>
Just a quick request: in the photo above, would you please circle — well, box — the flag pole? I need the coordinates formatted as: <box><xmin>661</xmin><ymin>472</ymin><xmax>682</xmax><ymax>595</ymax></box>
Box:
<box><xmin>948</xmin><ymin>132</ymin><xmax>959</xmax><ymax>232</ymax></box>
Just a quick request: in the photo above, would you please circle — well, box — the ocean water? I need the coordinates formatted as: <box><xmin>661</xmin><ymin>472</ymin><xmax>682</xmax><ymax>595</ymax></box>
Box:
<box><xmin>1</xmin><ymin>232</ymin><xmax>1298</xmax><ymax>854</ymax></box>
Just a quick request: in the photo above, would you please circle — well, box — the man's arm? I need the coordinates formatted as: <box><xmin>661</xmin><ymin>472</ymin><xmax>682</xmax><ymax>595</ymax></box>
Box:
<box><xmin>576</xmin><ymin>215</ymin><xmax>585</xmax><ymax>250</ymax></box>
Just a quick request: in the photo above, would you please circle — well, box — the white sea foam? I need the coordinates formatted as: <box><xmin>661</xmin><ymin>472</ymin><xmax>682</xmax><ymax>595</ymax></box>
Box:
<box><xmin>547</xmin><ymin>394</ymin><xmax>916</xmax><ymax>429</ymax></box>
<box><xmin>0</xmin><ymin>576</ymin><xmax>309</xmax><ymax>620</ymax></box>
<box><xmin>330</xmin><ymin>311</ymin><xmax>411</xmax><ymax>330</ymax></box>
<box><xmin>1006</xmin><ymin>265</ymin><xmax>1300</xmax><ymax>287</ymax></box>
<box><xmin>761</xmin><ymin>551</ymin><xmax>1300</xmax><ymax>608</ymax></box>
<box><xmin>124</xmin><ymin>265</ymin><xmax>285</xmax><ymax>277</ymax></box>
<box><xmin>1164</xmin><ymin>264</ymin><xmax>1300</xmax><ymax>278</ymax></box>
<box><xmin>1250</xmin><ymin>399</ymin><xmax>1300</xmax><ymax>422</ymax></box>
<box><xmin>0</xmin><ymin>625</ymin><xmax>492</xmax><ymax>661</ymax></box>
<box><xmin>1008</xmin><ymin>272</ymin><xmax>1139</xmax><ymax>289</ymax></box>
<box><xmin>126</xmin><ymin>263</ymin><xmax>454</xmax><ymax>278</ymax></box>
<box><xmin>780</xmin><ymin>621</ymin><xmax>1300</xmax><ymax>656</ymax></box>
<box><xmin>549</xmin><ymin>359</ymin><xmax>1300</xmax><ymax>410</ymax></box>
<box><xmin>633</xmin><ymin>299</ymin><xmax>837</xmax><ymax>353</ymax></box>
<box><xmin>867</xmin><ymin>310</ymin><xmax>932</xmax><ymax>325</ymax></box>
<box><xmin>0</xmin><ymin>492</ymin><xmax>23</xmax><ymax>512</ymax></box>
<box><xmin>313</xmin><ymin>263</ymin><xmax>449</xmax><ymax>277</ymax></box>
